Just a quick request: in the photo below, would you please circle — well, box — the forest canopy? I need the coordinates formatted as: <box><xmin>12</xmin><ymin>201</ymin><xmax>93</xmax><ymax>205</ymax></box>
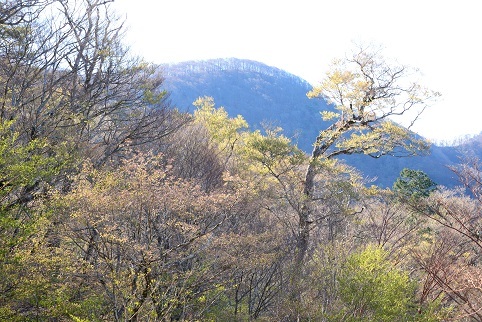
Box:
<box><xmin>1</xmin><ymin>1</ymin><xmax>481</xmax><ymax>321</ymax></box>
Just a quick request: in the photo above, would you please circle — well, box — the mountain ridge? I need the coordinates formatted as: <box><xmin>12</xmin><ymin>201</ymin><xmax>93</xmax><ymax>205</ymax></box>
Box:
<box><xmin>162</xmin><ymin>58</ymin><xmax>311</xmax><ymax>86</ymax></box>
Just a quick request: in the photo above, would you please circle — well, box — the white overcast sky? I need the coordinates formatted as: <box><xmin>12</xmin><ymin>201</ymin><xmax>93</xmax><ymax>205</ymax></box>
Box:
<box><xmin>113</xmin><ymin>0</ymin><xmax>481</xmax><ymax>143</ymax></box>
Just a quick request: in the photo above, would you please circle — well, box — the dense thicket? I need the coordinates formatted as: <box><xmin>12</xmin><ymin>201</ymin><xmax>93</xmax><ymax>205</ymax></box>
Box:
<box><xmin>1</xmin><ymin>1</ymin><xmax>481</xmax><ymax>321</ymax></box>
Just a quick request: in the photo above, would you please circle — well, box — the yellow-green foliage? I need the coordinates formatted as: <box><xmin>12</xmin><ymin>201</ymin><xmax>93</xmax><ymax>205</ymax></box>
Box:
<box><xmin>307</xmin><ymin>46</ymin><xmax>437</xmax><ymax>162</ymax></box>
<box><xmin>335</xmin><ymin>245</ymin><xmax>443</xmax><ymax>322</ymax></box>
<box><xmin>307</xmin><ymin>60</ymin><xmax>372</xmax><ymax>113</ymax></box>
<box><xmin>193</xmin><ymin>96</ymin><xmax>248</xmax><ymax>150</ymax></box>
<box><xmin>0</xmin><ymin>120</ymin><xmax>69</xmax><ymax>248</ymax></box>
<box><xmin>0</xmin><ymin>120</ymin><xmax>79</xmax><ymax>321</ymax></box>
<box><xmin>242</xmin><ymin>128</ymin><xmax>306</xmax><ymax>175</ymax></box>
<box><xmin>192</xmin><ymin>96</ymin><xmax>306</xmax><ymax>195</ymax></box>
<box><xmin>337</xmin><ymin>246</ymin><xmax>413</xmax><ymax>321</ymax></box>
<box><xmin>0</xmin><ymin>121</ymin><xmax>64</xmax><ymax>196</ymax></box>
<box><xmin>321</xmin><ymin>110</ymin><xmax>340</xmax><ymax>121</ymax></box>
<box><xmin>323</xmin><ymin>119</ymin><xmax>430</xmax><ymax>158</ymax></box>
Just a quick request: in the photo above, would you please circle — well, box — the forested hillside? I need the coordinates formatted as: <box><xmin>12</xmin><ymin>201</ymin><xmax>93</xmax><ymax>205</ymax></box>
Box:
<box><xmin>162</xmin><ymin>58</ymin><xmax>331</xmax><ymax>152</ymax></box>
<box><xmin>162</xmin><ymin>58</ymin><xmax>474</xmax><ymax>188</ymax></box>
<box><xmin>2</xmin><ymin>1</ymin><xmax>482</xmax><ymax>321</ymax></box>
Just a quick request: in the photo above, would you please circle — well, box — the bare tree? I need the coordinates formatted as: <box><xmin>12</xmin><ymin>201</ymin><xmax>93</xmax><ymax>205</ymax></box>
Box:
<box><xmin>1</xmin><ymin>0</ymin><xmax>187</xmax><ymax>166</ymax></box>
<box><xmin>407</xmin><ymin>158</ymin><xmax>482</xmax><ymax>320</ymax></box>
<box><xmin>0</xmin><ymin>0</ymin><xmax>51</xmax><ymax>26</ymax></box>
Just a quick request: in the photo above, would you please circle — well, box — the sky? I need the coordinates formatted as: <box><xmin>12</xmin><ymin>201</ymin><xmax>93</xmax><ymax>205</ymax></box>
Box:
<box><xmin>113</xmin><ymin>0</ymin><xmax>481</xmax><ymax>144</ymax></box>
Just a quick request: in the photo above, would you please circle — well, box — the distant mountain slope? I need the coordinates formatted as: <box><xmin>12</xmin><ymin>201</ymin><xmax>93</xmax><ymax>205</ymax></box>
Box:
<box><xmin>161</xmin><ymin>58</ymin><xmax>477</xmax><ymax>188</ymax></box>
<box><xmin>162</xmin><ymin>58</ymin><xmax>331</xmax><ymax>152</ymax></box>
